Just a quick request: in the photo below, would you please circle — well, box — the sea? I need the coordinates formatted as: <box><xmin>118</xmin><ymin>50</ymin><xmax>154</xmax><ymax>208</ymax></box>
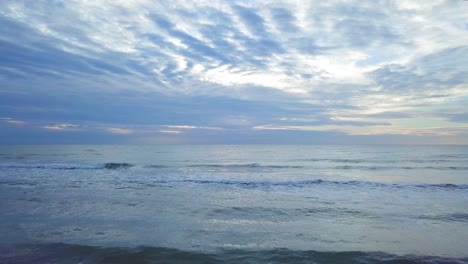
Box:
<box><xmin>0</xmin><ymin>145</ymin><xmax>467</xmax><ymax>264</ymax></box>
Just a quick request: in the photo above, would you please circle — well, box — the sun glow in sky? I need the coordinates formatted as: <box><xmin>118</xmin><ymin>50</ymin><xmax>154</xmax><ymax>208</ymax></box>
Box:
<box><xmin>1</xmin><ymin>0</ymin><xmax>467</xmax><ymax>144</ymax></box>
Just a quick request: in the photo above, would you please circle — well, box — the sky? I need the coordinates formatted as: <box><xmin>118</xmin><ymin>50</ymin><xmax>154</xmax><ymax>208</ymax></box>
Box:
<box><xmin>1</xmin><ymin>0</ymin><xmax>468</xmax><ymax>144</ymax></box>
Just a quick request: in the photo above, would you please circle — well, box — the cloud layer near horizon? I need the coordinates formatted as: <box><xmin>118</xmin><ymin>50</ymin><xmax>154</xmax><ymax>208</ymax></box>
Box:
<box><xmin>1</xmin><ymin>0</ymin><xmax>468</xmax><ymax>144</ymax></box>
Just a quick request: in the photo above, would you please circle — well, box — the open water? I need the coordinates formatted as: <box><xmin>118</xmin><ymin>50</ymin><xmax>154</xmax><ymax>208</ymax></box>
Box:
<box><xmin>0</xmin><ymin>145</ymin><xmax>467</xmax><ymax>263</ymax></box>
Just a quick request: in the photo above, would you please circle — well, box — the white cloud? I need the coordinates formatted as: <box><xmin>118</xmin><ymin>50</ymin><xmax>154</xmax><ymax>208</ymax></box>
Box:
<box><xmin>106</xmin><ymin>127</ymin><xmax>134</xmax><ymax>135</ymax></box>
<box><xmin>42</xmin><ymin>123</ymin><xmax>81</xmax><ymax>131</ymax></box>
<box><xmin>7</xmin><ymin>120</ymin><xmax>26</xmax><ymax>125</ymax></box>
<box><xmin>159</xmin><ymin>130</ymin><xmax>182</xmax><ymax>134</ymax></box>
<box><xmin>1</xmin><ymin>117</ymin><xmax>26</xmax><ymax>125</ymax></box>
<box><xmin>165</xmin><ymin>125</ymin><xmax>223</xmax><ymax>130</ymax></box>
<box><xmin>165</xmin><ymin>125</ymin><xmax>197</xmax><ymax>129</ymax></box>
<box><xmin>253</xmin><ymin>123</ymin><xmax>468</xmax><ymax>137</ymax></box>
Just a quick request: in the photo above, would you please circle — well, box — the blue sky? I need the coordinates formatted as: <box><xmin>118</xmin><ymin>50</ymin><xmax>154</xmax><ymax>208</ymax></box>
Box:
<box><xmin>1</xmin><ymin>0</ymin><xmax>467</xmax><ymax>144</ymax></box>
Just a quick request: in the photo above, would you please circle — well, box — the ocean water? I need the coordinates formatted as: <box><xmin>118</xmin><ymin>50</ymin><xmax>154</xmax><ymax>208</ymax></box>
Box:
<box><xmin>0</xmin><ymin>145</ymin><xmax>467</xmax><ymax>264</ymax></box>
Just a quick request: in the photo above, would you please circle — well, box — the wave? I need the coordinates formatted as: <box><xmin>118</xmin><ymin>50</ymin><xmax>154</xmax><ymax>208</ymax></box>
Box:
<box><xmin>103</xmin><ymin>162</ymin><xmax>134</xmax><ymax>169</ymax></box>
<box><xmin>143</xmin><ymin>165</ymin><xmax>169</xmax><ymax>169</ymax></box>
<box><xmin>2</xmin><ymin>177</ymin><xmax>465</xmax><ymax>191</ymax></box>
<box><xmin>335</xmin><ymin>165</ymin><xmax>468</xmax><ymax>170</ymax></box>
<box><xmin>209</xmin><ymin>206</ymin><xmax>369</xmax><ymax>221</ymax></box>
<box><xmin>187</xmin><ymin>163</ymin><xmax>304</xmax><ymax>169</ymax></box>
<box><xmin>1</xmin><ymin>243</ymin><xmax>466</xmax><ymax>264</ymax></box>
<box><xmin>2</xmin><ymin>161</ymin><xmax>468</xmax><ymax>171</ymax></box>
<box><xmin>125</xmin><ymin>178</ymin><xmax>468</xmax><ymax>190</ymax></box>
<box><xmin>0</xmin><ymin>162</ymin><xmax>134</xmax><ymax>170</ymax></box>
<box><xmin>417</xmin><ymin>213</ymin><xmax>468</xmax><ymax>223</ymax></box>
<box><xmin>290</xmin><ymin>158</ymin><xmax>466</xmax><ymax>164</ymax></box>
<box><xmin>0</xmin><ymin>162</ymin><xmax>303</xmax><ymax>170</ymax></box>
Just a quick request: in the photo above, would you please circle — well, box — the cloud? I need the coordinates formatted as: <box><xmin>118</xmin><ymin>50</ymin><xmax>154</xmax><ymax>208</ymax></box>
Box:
<box><xmin>1</xmin><ymin>117</ymin><xmax>26</xmax><ymax>126</ymax></box>
<box><xmin>42</xmin><ymin>123</ymin><xmax>81</xmax><ymax>131</ymax></box>
<box><xmin>8</xmin><ymin>120</ymin><xmax>26</xmax><ymax>125</ymax></box>
<box><xmin>106</xmin><ymin>127</ymin><xmax>134</xmax><ymax>135</ymax></box>
<box><xmin>159</xmin><ymin>130</ymin><xmax>182</xmax><ymax>134</ymax></box>
<box><xmin>253</xmin><ymin>124</ymin><xmax>468</xmax><ymax>137</ymax></box>
<box><xmin>164</xmin><ymin>125</ymin><xmax>223</xmax><ymax>130</ymax></box>
<box><xmin>0</xmin><ymin>0</ymin><xmax>467</xmax><ymax>144</ymax></box>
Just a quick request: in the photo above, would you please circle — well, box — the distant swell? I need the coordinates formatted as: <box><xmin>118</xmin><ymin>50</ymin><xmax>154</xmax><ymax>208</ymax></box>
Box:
<box><xmin>0</xmin><ymin>162</ymin><xmax>303</xmax><ymax>170</ymax></box>
<box><xmin>292</xmin><ymin>158</ymin><xmax>466</xmax><ymax>164</ymax></box>
<box><xmin>335</xmin><ymin>165</ymin><xmax>468</xmax><ymax>170</ymax></box>
<box><xmin>1</xmin><ymin>243</ymin><xmax>466</xmax><ymax>264</ymax></box>
<box><xmin>418</xmin><ymin>213</ymin><xmax>468</xmax><ymax>223</ymax></box>
<box><xmin>176</xmin><ymin>179</ymin><xmax>468</xmax><ymax>190</ymax></box>
<box><xmin>187</xmin><ymin>163</ymin><xmax>304</xmax><ymax>169</ymax></box>
<box><xmin>2</xmin><ymin>161</ymin><xmax>468</xmax><ymax>171</ymax></box>
<box><xmin>112</xmin><ymin>178</ymin><xmax>468</xmax><ymax>190</ymax></box>
<box><xmin>103</xmin><ymin>162</ymin><xmax>134</xmax><ymax>169</ymax></box>
<box><xmin>0</xmin><ymin>162</ymin><xmax>134</xmax><ymax>170</ymax></box>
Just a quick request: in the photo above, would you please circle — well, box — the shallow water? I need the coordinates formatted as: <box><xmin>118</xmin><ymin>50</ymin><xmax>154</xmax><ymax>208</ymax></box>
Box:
<box><xmin>1</xmin><ymin>145</ymin><xmax>467</xmax><ymax>263</ymax></box>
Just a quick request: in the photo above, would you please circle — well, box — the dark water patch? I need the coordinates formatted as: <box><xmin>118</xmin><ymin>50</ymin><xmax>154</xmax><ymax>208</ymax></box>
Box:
<box><xmin>104</xmin><ymin>163</ymin><xmax>134</xmax><ymax>169</ymax></box>
<box><xmin>143</xmin><ymin>165</ymin><xmax>169</xmax><ymax>169</ymax></box>
<box><xmin>416</xmin><ymin>183</ymin><xmax>468</xmax><ymax>190</ymax></box>
<box><xmin>18</xmin><ymin>197</ymin><xmax>42</xmax><ymax>202</ymax></box>
<box><xmin>1</xmin><ymin>243</ymin><xmax>466</xmax><ymax>264</ymax></box>
<box><xmin>418</xmin><ymin>213</ymin><xmax>468</xmax><ymax>223</ymax></box>
<box><xmin>0</xmin><ymin>180</ymin><xmax>38</xmax><ymax>188</ymax></box>
<box><xmin>0</xmin><ymin>155</ymin><xmax>29</xmax><ymax>160</ymax></box>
